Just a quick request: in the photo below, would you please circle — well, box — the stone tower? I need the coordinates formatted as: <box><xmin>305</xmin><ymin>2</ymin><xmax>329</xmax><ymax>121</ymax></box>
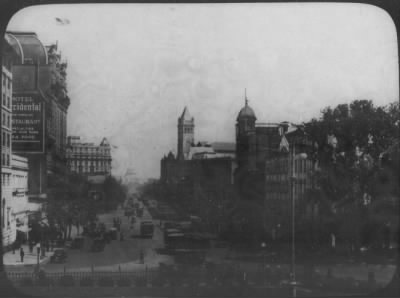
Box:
<box><xmin>177</xmin><ymin>107</ymin><xmax>194</xmax><ymax>160</ymax></box>
<box><xmin>236</xmin><ymin>92</ymin><xmax>257</xmax><ymax>171</ymax></box>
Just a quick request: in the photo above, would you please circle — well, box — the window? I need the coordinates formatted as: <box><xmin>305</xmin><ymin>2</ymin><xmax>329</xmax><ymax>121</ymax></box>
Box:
<box><xmin>7</xmin><ymin>115</ymin><xmax>10</xmax><ymax>128</ymax></box>
<box><xmin>2</xmin><ymin>199</ymin><xmax>5</xmax><ymax>228</ymax></box>
<box><xmin>6</xmin><ymin>133</ymin><xmax>10</xmax><ymax>147</ymax></box>
<box><xmin>7</xmin><ymin>96</ymin><xmax>10</xmax><ymax>109</ymax></box>
<box><xmin>7</xmin><ymin>77</ymin><xmax>10</xmax><ymax>89</ymax></box>
<box><xmin>2</xmin><ymin>93</ymin><xmax>5</xmax><ymax>106</ymax></box>
<box><xmin>2</xmin><ymin>132</ymin><xmax>5</xmax><ymax>146</ymax></box>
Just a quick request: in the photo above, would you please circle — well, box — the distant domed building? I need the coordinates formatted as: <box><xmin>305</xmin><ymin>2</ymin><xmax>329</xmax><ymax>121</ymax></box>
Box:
<box><xmin>233</xmin><ymin>91</ymin><xmax>314</xmax><ymax>243</ymax></box>
<box><xmin>236</xmin><ymin>95</ymin><xmax>257</xmax><ymax>171</ymax></box>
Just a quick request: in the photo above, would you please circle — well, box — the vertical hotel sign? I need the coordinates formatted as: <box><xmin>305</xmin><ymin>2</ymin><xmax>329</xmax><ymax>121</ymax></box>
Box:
<box><xmin>12</xmin><ymin>94</ymin><xmax>45</xmax><ymax>153</ymax></box>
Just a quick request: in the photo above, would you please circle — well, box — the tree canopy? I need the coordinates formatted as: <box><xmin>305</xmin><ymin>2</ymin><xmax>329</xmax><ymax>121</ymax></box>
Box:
<box><xmin>303</xmin><ymin>100</ymin><xmax>399</xmax><ymax>249</ymax></box>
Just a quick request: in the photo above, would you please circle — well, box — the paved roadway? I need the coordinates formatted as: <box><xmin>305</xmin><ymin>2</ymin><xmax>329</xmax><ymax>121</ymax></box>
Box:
<box><xmin>28</xmin><ymin>200</ymin><xmax>171</xmax><ymax>272</ymax></box>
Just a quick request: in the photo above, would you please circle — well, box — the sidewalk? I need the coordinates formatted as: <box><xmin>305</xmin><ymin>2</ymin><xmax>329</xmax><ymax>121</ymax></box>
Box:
<box><xmin>3</xmin><ymin>244</ymin><xmax>54</xmax><ymax>266</ymax></box>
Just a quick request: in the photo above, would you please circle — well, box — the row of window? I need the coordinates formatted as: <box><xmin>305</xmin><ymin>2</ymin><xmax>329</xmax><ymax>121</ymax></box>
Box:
<box><xmin>2</xmin><ymin>74</ymin><xmax>11</xmax><ymax>90</ymax></box>
<box><xmin>266</xmin><ymin>174</ymin><xmax>287</xmax><ymax>182</ymax></box>
<box><xmin>183</xmin><ymin>127</ymin><xmax>193</xmax><ymax>134</ymax></box>
<box><xmin>2</xmin><ymin>131</ymin><xmax>11</xmax><ymax>148</ymax></box>
<box><xmin>2</xmin><ymin>93</ymin><xmax>11</xmax><ymax>109</ymax></box>
<box><xmin>293</xmin><ymin>180</ymin><xmax>309</xmax><ymax>198</ymax></box>
<box><xmin>1</xmin><ymin>173</ymin><xmax>27</xmax><ymax>188</ymax></box>
<box><xmin>67</xmin><ymin>153</ymin><xmax>111</xmax><ymax>159</ymax></box>
<box><xmin>294</xmin><ymin>159</ymin><xmax>312</xmax><ymax>174</ymax></box>
<box><xmin>1</xmin><ymin>173</ymin><xmax>11</xmax><ymax>186</ymax></box>
<box><xmin>68</xmin><ymin>160</ymin><xmax>110</xmax><ymax>166</ymax></box>
<box><xmin>2</xmin><ymin>112</ymin><xmax>11</xmax><ymax>129</ymax></box>
<box><xmin>12</xmin><ymin>174</ymin><xmax>28</xmax><ymax>189</ymax></box>
<box><xmin>70</xmin><ymin>147</ymin><xmax>110</xmax><ymax>154</ymax></box>
<box><xmin>1</xmin><ymin>152</ymin><xmax>10</xmax><ymax>167</ymax></box>
<box><xmin>266</xmin><ymin>159</ymin><xmax>313</xmax><ymax>174</ymax></box>
<box><xmin>266</xmin><ymin>179</ymin><xmax>309</xmax><ymax>197</ymax></box>
<box><xmin>266</xmin><ymin>158</ymin><xmax>288</xmax><ymax>174</ymax></box>
<box><xmin>70</xmin><ymin>166</ymin><xmax>110</xmax><ymax>173</ymax></box>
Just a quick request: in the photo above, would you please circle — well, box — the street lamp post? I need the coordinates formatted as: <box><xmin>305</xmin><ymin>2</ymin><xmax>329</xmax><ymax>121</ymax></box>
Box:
<box><xmin>290</xmin><ymin>144</ymin><xmax>307</xmax><ymax>298</ymax></box>
<box><xmin>290</xmin><ymin>144</ymin><xmax>297</xmax><ymax>298</ymax></box>
<box><xmin>261</xmin><ymin>242</ymin><xmax>266</xmax><ymax>285</ymax></box>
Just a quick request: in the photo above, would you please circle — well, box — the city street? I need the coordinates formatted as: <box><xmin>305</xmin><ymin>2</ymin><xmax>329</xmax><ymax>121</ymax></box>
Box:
<box><xmin>4</xmin><ymin>200</ymin><xmax>172</xmax><ymax>273</ymax></box>
<box><xmin>4</xmin><ymin>196</ymin><xmax>396</xmax><ymax>290</ymax></box>
<box><xmin>41</xmin><ymin>202</ymin><xmax>172</xmax><ymax>272</ymax></box>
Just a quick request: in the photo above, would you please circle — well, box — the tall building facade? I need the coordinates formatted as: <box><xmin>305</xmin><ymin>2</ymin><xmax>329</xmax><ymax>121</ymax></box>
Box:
<box><xmin>1</xmin><ymin>37</ymin><xmax>16</xmax><ymax>247</ymax></box>
<box><xmin>234</xmin><ymin>96</ymin><xmax>314</xmax><ymax>239</ymax></box>
<box><xmin>264</xmin><ymin>128</ymin><xmax>314</xmax><ymax>237</ymax></box>
<box><xmin>161</xmin><ymin>107</ymin><xmax>237</xmax><ymax>231</ymax></box>
<box><xmin>6</xmin><ymin>31</ymin><xmax>70</xmax><ymax>200</ymax></box>
<box><xmin>11</xmin><ymin>154</ymin><xmax>35</xmax><ymax>244</ymax></box>
<box><xmin>65</xmin><ymin>136</ymin><xmax>112</xmax><ymax>176</ymax></box>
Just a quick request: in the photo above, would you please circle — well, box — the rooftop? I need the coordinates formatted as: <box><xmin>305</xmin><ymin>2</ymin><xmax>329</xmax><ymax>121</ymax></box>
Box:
<box><xmin>211</xmin><ymin>142</ymin><xmax>235</xmax><ymax>153</ymax></box>
<box><xmin>6</xmin><ymin>31</ymin><xmax>48</xmax><ymax>65</ymax></box>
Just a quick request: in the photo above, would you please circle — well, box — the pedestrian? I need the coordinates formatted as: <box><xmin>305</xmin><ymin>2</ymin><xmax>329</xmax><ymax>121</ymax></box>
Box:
<box><xmin>20</xmin><ymin>247</ymin><xmax>25</xmax><ymax>263</ymax></box>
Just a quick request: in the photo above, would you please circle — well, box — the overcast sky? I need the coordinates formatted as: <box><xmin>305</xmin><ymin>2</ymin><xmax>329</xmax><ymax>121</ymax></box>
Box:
<box><xmin>6</xmin><ymin>3</ymin><xmax>398</xmax><ymax>180</ymax></box>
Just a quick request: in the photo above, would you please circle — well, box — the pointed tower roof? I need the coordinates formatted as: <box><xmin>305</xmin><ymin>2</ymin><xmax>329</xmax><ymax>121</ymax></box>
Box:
<box><xmin>180</xmin><ymin>106</ymin><xmax>193</xmax><ymax>121</ymax></box>
<box><xmin>237</xmin><ymin>89</ymin><xmax>256</xmax><ymax>121</ymax></box>
<box><xmin>100</xmin><ymin>137</ymin><xmax>110</xmax><ymax>147</ymax></box>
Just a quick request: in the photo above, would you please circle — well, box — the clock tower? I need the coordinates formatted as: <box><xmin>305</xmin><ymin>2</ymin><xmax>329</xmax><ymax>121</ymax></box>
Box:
<box><xmin>177</xmin><ymin>106</ymin><xmax>194</xmax><ymax>160</ymax></box>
